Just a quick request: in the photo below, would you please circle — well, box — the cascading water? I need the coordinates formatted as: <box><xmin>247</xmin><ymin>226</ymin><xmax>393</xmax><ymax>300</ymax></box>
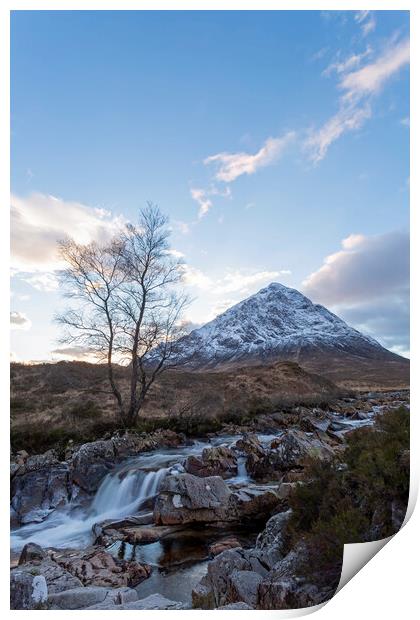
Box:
<box><xmin>10</xmin><ymin>464</ymin><xmax>170</xmax><ymax>551</ymax></box>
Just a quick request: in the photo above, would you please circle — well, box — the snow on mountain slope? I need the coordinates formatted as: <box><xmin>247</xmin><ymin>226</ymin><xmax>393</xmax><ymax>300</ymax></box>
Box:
<box><xmin>170</xmin><ymin>282</ymin><xmax>401</xmax><ymax>369</ymax></box>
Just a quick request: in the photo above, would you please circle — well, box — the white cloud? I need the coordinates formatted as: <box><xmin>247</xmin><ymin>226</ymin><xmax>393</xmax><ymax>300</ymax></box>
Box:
<box><xmin>204</xmin><ymin>132</ymin><xmax>295</xmax><ymax>183</ymax></box>
<box><xmin>355</xmin><ymin>11</ymin><xmax>376</xmax><ymax>37</ymax></box>
<box><xmin>190</xmin><ymin>188</ymin><xmax>213</xmax><ymax>218</ymax></box>
<box><xmin>340</xmin><ymin>37</ymin><xmax>409</xmax><ymax>102</ymax></box>
<box><xmin>10</xmin><ymin>311</ymin><xmax>32</xmax><ymax>331</ymax></box>
<box><xmin>305</xmin><ymin>103</ymin><xmax>371</xmax><ymax>164</ymax></box>
<box><xmin>302</xmin><ymin>231</ymin><xmax>409</xmax><ymax>355</ymax></box>
<box><xmin>323</xmin><ymin>46</ymin><xmax>372</xmax><ymax>77</ymax></box>
<box><xmin>305</xmin><ymin>36</ymin><xmax>409</xmax><ymax>162</ymax></box>
<box><xmin>11</xmin><ymin>192</ymin><xmax>125</xmax><ymax>273</ymax></box>
<box><xmin>181</xmin><ymin>265</ymin><xmax>213</xmax><ymax>290</ymax></box>
<box><xmin>213</xmin><ymin>270</ymin><xmax>288</xmax><ymax>295</ymax></box>
<box><xmin>21</xmin><ymin>272</ymin><xmax>59</xmax><ymax>292</ymax></box>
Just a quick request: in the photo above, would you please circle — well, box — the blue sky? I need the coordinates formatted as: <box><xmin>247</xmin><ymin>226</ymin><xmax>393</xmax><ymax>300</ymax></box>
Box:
<box><xmin>10</xmin><ymin>10</ymin><xmax>410</xmax><ymax>361</ymax></box>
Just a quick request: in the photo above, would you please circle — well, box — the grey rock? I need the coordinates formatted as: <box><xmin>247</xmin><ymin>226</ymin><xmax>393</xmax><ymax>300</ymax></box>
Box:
<box><xmin>10</xmin><ymin>570</ymin><xmax>48</xmax><ymax>610</ymax></box>
<box><xmin>11</xmin><ymin>463</ymin><xmax>70</xmax><ymax>524</ymax></box>
<box><xmin>70</xmin><ymin>440</ymin><xmax>116</xmax><ymax>493</ymax></box>
<box><xmin>48</xmin><ymin>586</ymin><xmax>138</xmax><ymax>610</ymax></box>
<box><xmin>86</xmin><ymin>593</ymin><xmax>185</xmax><ymax>610</ymax></box>
<box><xmin>13</xmin><ymin>559</ymin><xmax>83</xmax><ymax>594</ymax></box>
<box><xmin>154</xmin><ymin>473</ymin><xmax>235</xmax><ymax>525</ymax></box>
<box><xmin>18</xmin><ymin>542</ymin><xmax>47</xmax><ymax>565</ymax></box>
<box><xmin>255</xmin><ymin>510</ymin><xmax>292</xmax><ymax>567</ymax></box>
<box><xmin>227</xmin><ymin>569</ymin><xmax>262</xmax><ymax>607</ymax></box>
<box><xmin>218</xmin><ymin>602</ymin><xmax>254</xmax><ymax>610</ymax></box>
<box><xmin>184</xmin><ymin>446</ymin><xmax>237</xmax><ymax>479</ymax></box>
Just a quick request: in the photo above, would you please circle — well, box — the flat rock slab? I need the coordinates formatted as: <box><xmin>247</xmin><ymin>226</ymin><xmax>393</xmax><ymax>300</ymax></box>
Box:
<box><xmin>48</xmin><ymin>586</ymin><xmax>138</xmax><ymax>610</ymax></box>
<box><xmin>86</xmin><ymin>593</ymin><xmax>185</xmax><ymax>610</ymax></box>
<box><xmin>121</xmin><ymin>524</ymin><xmax>186</xmax><ymax>544</ymax></box>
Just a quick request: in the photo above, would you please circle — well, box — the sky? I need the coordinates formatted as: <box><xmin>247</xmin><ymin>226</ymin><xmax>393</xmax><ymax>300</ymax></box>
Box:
<box><xmin>10</xmin><ymin>10</ymin><xmax>410</xmax><ymax>362</ymax></box>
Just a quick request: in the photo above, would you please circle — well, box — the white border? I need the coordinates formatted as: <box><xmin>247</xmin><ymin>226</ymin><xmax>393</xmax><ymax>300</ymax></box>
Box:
<box><xmin>1</xmin><ymin>2</ymin><xmax>417</xmax><ymax>617</ymax></box>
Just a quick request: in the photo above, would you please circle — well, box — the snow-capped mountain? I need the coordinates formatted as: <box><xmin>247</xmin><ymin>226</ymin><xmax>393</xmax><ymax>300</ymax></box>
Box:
<box><xmin>171</xmin><ymin>282</ymin><xmax>402</xmax><ymax>369</ymax></box>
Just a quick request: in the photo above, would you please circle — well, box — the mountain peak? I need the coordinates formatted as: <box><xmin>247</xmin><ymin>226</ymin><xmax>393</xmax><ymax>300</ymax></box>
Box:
<box><xmin>169</xmin><ymin>283</ymin><xmax>402</xmax><ymax>370</ymax></box>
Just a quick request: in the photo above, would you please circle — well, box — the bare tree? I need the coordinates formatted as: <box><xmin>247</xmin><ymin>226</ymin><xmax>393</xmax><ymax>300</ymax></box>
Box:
<box><xmin>56</xmin><ymin>204</ymin><xmax>188</xmax><ymax>427</ymax></box>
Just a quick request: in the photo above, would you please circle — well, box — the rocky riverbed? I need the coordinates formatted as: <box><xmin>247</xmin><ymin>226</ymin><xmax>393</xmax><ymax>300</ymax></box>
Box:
<box><xmin>10</xmin><ymin>390</ymin><xmax>409</xmax><ymax>610</ymax></box>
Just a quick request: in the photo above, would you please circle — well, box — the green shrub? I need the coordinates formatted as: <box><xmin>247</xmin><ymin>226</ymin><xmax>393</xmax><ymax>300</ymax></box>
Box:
<box><xmin>287</xmin><ymin>406</ymin><xmax>410</xmax><ymax>590</ymax></box>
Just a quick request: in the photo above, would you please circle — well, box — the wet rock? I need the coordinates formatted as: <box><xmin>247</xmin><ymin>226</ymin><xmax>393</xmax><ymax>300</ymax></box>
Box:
<box><xmin>185</xmin><ymin>446</ymin><xmax>237</xmax><ymax>479</ymax></box>
<box><xmin>70</xmin><ymin>440</ymin><xmax>116</xmax><ymax>493</ymax></box>
<box><xmin>209</xmin><ymin>537</ymin><xmax>241</xmax><ymax>557</ymax></box>
<box><xmin>11</xmin><ymin>463</ymin><xmax>70</xmax><ymax>524</ymax></box>
<box><xmin>93</xmin><ymin>513</ymin><xmax>155</xmax><ymax>545</ymax></box>
<box><xmin>121</xmin><ymin>524</ymin><xmax>185</xmax><ymax>544</ymax></box>
<box><xmin>48</xmin><ymin>586</ymin><xmax>138</xmax><ymax>610</ymax></box>
<box><xmin>51</xmin><ymin>547</ymin><xmax>151</xmax><ymax>588</ymax></box>
<box><xmin>18</xmin><ymin>542</ymin><xmax>46</xmax><ymax>565</ymax></box>
<box><xmin>154</xmin><ymin>474</ymin><xmax>235</xmax><ymax>525</ymax></box>
<box><xmin>10</xmin><ymin>569</ymin><xmax>48</xmax><ymax>610</ymax></box>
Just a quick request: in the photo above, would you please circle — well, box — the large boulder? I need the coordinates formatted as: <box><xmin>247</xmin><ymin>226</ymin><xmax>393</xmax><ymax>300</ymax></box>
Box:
<box><xmin>51</xmin><ymin>546</ymin><xmax>151</xmax><ymax>588</ymax></box>
<box><xmin>184</xmin><ymin>446</ymin><xmax>237</xmax><ymax>479</ymax></box>
<box><xmin>154</xmin><ymin>474</ymin><xmax>235</xmax><ymax>525</ymax></box>
<box><xmin>13</xmin><ymin>559</ymin><xmax>83</xmax><ymax>594</ymax></box>
<box><xmin>245</xmin><ymin>430</ymin><xmax>335</xmax><ymax>481</ymax></box>
<box><xmin>18</xmin><ymin>542</ymin><xmax>47</xmax><ymax>565</ymax></box>
<box><xmin>232</xmin><ymin>485</ymin><xmax>281</xmax><ymax>519</ymax></box>
<box><xmin>10</xmin><ymin>570</ymin><xmax>48</xmax><ymax>610</ymax></box>
<box><xmin>48</xmin><ymin>586</ymin><xmax>138</xmax><ymax>610</ymax></box>
<box><xmin>70</xmin><ymin>440</ymin><xmax>116</xmax><ymax>493</ymax></box>
<box><xmin>11</xmin><ymin>461</ymin><xmax>70</xmax><ymax>524</ymax></box>
<box><xmin>192</xmin><ymin>547</ymin><xmax>267</xmax><ymax>609</ymax></box>
<box><xmin>254</xmin><ymin>510</ymin><xmax>292</xmax><ymax>568</ymax></box>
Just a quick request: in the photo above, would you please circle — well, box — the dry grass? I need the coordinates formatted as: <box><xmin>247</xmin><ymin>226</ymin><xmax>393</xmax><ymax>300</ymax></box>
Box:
<box><xmin>10</xmin><ymin>360</ymin><xmax>343</xmax><ymax>452</ymax></box>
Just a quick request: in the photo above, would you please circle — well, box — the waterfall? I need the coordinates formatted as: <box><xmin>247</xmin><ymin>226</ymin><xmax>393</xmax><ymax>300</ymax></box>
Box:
<box><xmin>11</xmin><ymin>465</ymin><xmax>169</xmax><ymax>551</ymax></box>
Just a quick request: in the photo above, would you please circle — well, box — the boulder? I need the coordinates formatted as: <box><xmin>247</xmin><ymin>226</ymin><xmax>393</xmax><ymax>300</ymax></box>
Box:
<box><xmin>11</xmin><ymin>463</ymin><xmax>70</xmax><ymax>524</ymax></box>
<box><xmin>254</xmin><ymin>510</ymin><xmax>292</xmax><ymax>568</ymax></box>
<box><xmin>51</xmin><ymin>547</ymin><xmax>151</xmax><ymax>588</ymax></box>
<box><xmin>18</xmin><ymin>542</ymin><xmax>47</xmax><ymax>565</ymax></box>
<box><xmin>233</xmin><ymin>485</ymin><xmax>281</xmax><ymax>519</ymax></box>
<box><xmin>70</xmin><ymin>440</ymin><xmax>116</xmax><ymax>493</ymax></box>
<box><xmin>13</xmin><ymin>559</ymin><xmax>83</xmax><ymax>594</ymax></box>
<box><xmin>192</xmin><ymin>546</ymin><xmax>268</xmax><ymax>609</ymax></box>
<box><xmin>121</xmin><ymin>524</ymin><xmax>185</xmax><ymax>544</ymax></box>
<box><xmin>10</xmin><ymin>570</ymin><xmax>48</xmax><ymax>610</ymax></box>
<box><xmin>227</xmin><ymin>569</ymin><xmax>262</xmax><ymax>607</ymax></box>
<box><xmin>209</xmin><ymin>537</ymin><xmax>241</xmax><ymax>557</ymax></box>
<box><xmin>246</xmin><ymin>430</ymin><xmax>335</xmax><ymax>481</ymax></box>
<box><xmin>48</xmin><ymin>586</ymin><xmax>138</xmax><ymax>610</ymax></box>
<box><xmin>86</xmin><ymin>593</ymin><xmax>185</xmax><ymax>610</ymax></box>
<box><xmin>184</xmin><ymin>446</ymin><xmax>237</xmax><ymax>479</ymax></box>
<box><xmin>154</xmin><ymin>474</ymin><xmax>235</xmax><ymax>525</ymax></box>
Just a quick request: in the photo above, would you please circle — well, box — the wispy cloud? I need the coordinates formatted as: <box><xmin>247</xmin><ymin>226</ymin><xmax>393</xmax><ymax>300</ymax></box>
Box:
<box><xmin>355</xmin><ymin>11</ymin><xmax>376</xmax><ymax>37</ymax></box>
<box><xmin>305</xmin><ymin>36</ymin><xmax>409</xmax><ymax>163</ymax></box>
<box><xmin>10</xmin><ymin>311</ymin><xmax>32</xmax><ymax>331</ymax></box>
<box><xmin>20</xmin><ymin>272</ymin><xmax>59</xmax><ymax>292</ymax></box>
<box><xmin>322</xmin><ymin>46</ymin><xmax>372</xmax><ymax>77</ymax></box>
<box><xmin>190</xmin><ymin>188</ymin><xmax>213</xmax><ymax>218</ymax></box>
<box><xmin>204</xmin><ymin>132</ymin><xmax>295</xmax><ymax>183</ymax></box>
<box><xmin>339</xmin><ymin>37</ymin><xmax>409</xmax><ymax>102</ymax></box>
